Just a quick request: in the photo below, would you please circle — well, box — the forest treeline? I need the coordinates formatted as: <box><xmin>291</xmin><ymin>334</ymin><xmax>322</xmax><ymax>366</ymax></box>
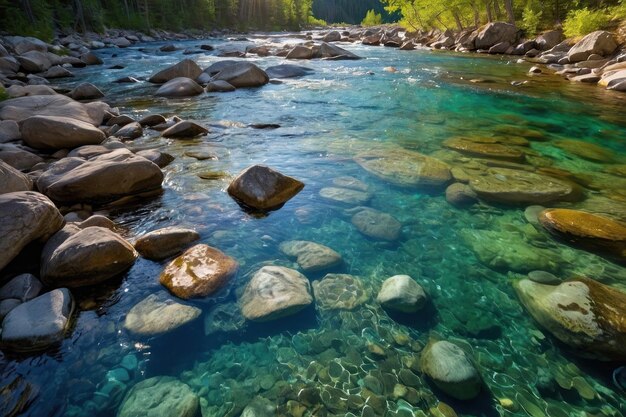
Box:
<box><xmin>0</xmin><ymin>0</ymin><xmax>315</xmax><ymax>39</ymax></box>
<box><xmin>312</xmin><ymin>0</ymin><xmax>397</xmax><ymax>24</ymax></box>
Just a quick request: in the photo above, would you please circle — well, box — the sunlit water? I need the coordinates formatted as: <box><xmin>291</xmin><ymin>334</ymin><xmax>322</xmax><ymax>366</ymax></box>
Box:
<box><xmin>2</xmin><ymin>33</ymin><xmax>626</xmax><ymax>417</ymax></box>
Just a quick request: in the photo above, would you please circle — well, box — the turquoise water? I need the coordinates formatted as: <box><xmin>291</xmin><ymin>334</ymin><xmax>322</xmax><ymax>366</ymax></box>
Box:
<box><xmin>3</xmin><ymin>34</ymin><xmax>626</xmax><ymax>417</ymax></box>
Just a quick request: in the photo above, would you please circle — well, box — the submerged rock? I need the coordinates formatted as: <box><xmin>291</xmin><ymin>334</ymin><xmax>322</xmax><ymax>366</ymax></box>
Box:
<box><xmin>319</xmin><ymin>187</ymin><xmax>371</xmax><ymax>205</ymax></box>
<box><xmin>265</xmin><ymin>64</ymin><xmax>313</xmax><ymax>79</ymax></box>
<box><xmin>312</xmin><ymin>273</ymin><xmax>368</xmax><ymax>310</ymax></box>
<box><xmin>377</xmin><ymin>275</ymin><xmax>427</xmax><ymax>313</ymax></box>
<box><xmin>350</xmin><ymin>207</ymin><xmax>402</xmax><ymax>241</ymax></box>
<box><xmin>20</xmin><ymin>115</ymin><xmax>106</xmax><ymax>150</ymax></box>
<box><xmin>240</xmin><ymin>265</ymin><xmax>313</xmax><ymax>321</ymax></box>
<box><xmin>445</xmin><ymin>183</ymin><xmax>478</xmax><ymax>207</ymax></box>
<box><xmin>279</xmin><ymin>240</ymin><xmax>342</xmax><ymax>272</ymax></box>
<box><xmin>123</xmin><ymin>293</ymin><xmax>201</xmax><ymax>336</ymax></box>
<box><xmin>420</xmin><ymin>340</ymin><xmax>481</xmax><ymax>400</ymax></box>
<box><xmin>162</xmin><ymin>120</ymin><xmax>208</xmax><ymax>138</ymax></box>
<box><xmin>159</xmin><ymin>244</ymin><xmax>238</xmax><ymax>299</ymax></box>
<box><xmin>443</xmin><ymin>138</ymin><xmax>525</xmax><ymax>162</ymax></box>
<box><xmin>514</xmin><ymin>278</ymin><xmax>626</xmax><ymax>360</ymax></box>
<box><xmin>204</xmin><ymin>302</ymin><xmax>245</xmax><ymax>336</ymax></box>
<box><xmin>117</xmin><ymin>376</ymin><xmax>199</xmax><ymax>417</ymax></box>
<box><xmin>1</xmin><ymin>288</ymin><xmax>74</xmax><ymax>352</ymax></box>
<box><xmin>554</xmin><ymin>139</ymin><xmax>614</xmax><ymax>163</ymax></box>
<box><xmin>538</xmin><ymin>209</ymin><xmax>626</xmax><ymax>263</ymax></box>
<box><xmin>227</xmin><ymin>165</ymin><xmax>304</xmax><ymax>211</ymax></box>
<box><xmin>134</xmin><ymin>227</ymin><xmax>200</xmax><ymax>260</ymax></box>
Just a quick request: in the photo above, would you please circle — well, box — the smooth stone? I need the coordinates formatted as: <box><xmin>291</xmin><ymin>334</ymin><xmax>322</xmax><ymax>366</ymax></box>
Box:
<box><xmin>350</xmin><ymin>207</ymin><xmax>402</xmax><ymax>241</ymax></box>
<box><xmin>21</xmin><ymin>115</ymin><xmax>106</xmax><ymax>150</ymax></box>
<box><xmin>148</xmin><ymin>59</ymin><xmax>202</xmax><ymax>84</ymax></box>
<box><xmin>312</xmin><ymin>273</ymin><xmax>368</xmax><ymax>310</ymax></box>
<box><xmin>524</xmin><ymin>205</ymin><xmax>545</xmax><ymax>226</ymax></box>
<box><xmin>106</xmin><ymin>114</ymin><xmax>134</xmax><ymax>126</ymax></box>
<box><xmin>527</xmin><ymin>270</ymin><xmax>561</xmax><ymax>285</ymax></box>
<box><xmin>0</xmin><ymin>191</ymin><xmax>64</xmax><ymax>271</ymax></box>
<box><xmin>115</xmin><ymin>122</ymin><xmax>143</xmax><ymax>140</ymax></box>
<box><xmin>159</xmin><ymin>244</ymin><xmax>238</xmax><ymax>299</ymax></box>
<box><xmin>211</xmin><ymin>62</ymin><xmax>269</xmax><ymax>88</ymax></box>
<box><xmin>0</xmin><ymin>145</ymin><xmax>42</xmax><ymax>170</ymax></box>
<box><xmin>319</xmin><ymin>187</ymin><xmax>371</xmax><ymax>205</ymax></box>
<box><xmin>239</xmin><ymin>265</ymin><xmax>313</xmax><ymax>321</ymax></box>
<box><xmin>138</xmin><ymin>114</ymin><xmax>166</xmax><ymax>127</ymax></box>
<box><xmin>134</xmin><ymin>227</ymin><xmax>200</xmax><ymax>260</ymax></box>
<box><xmin>0</xmin><ymin>94</ymin><xmax>108</xmax><ymax>125</ymax></box>
<box><xmin>377</xmin><ymin>275</ymin><xmax>427</xmax><ymax>313</ymax></box>
<box><xmin>123</xmin><ymin>293</ymin><xmax>201</xmax><ymax>336</ymax></box>
<box><xmin>155</xmin><ymin>77</ymin><xmax>203</xmax><ymax>98</ymax></box>
<box><xmin>474</xmin><ymin>22</ymin><xmax>517</xmax><ymax>49</ymax></box>
<box><xmin>67</xmin><ymin>145</ymin><xmax>113</xmax><ymax>159</ymax></box>
<box><xmin>443</xmin><ymin>138</ymin><xmax>525</xmax><ymax>162</ymax></box>
<box><xmin>567</xmin><ymin>30</ymin><xmax>618</xmax><ymax>63</ymax></box>
<box><xmin>106</xmin><ymin>367</ymin><xmax>130</xmax><ymax>383</ymax></box>
<box><xmin>77</xmin><ymin>215</ymin><xmax>117</xmax><ymax>229</ymax></box>
<box><xmin>420</xmin><ymin>340</ymin><xmax>481</xmax><ymax>400</ymax></box>
<box><xmin>279</xmin><ymin>240</ymin><xmax>342</xmax><ymax>272</ymax></box>
<box><xmin>69</xmin><ymin>82</ymin><xmax>104</xmax><ymax>100</ymax></box>
<box><xmin>0</xmin><ymin>299</ymin><xmax>21</xmax><ymax>322</ymax></box>
<box><xmin>265</xmin><ymin>64</ymin><xmax>313</xmax><ymax>79</ymax></box>
<box><xmin>332</xmin><ymin>176</ymin><xmax>368</xmax><ymax>191</ymax></box>
<box><xmin>80</xmin><ymin>52</ymin><xmax>103</xmax><ymax>65</ymax></box>
<box><xmin>538</xmin><ymin>209</ymin><xmax>626</xmax><ymax>263</ymax></box>
<box><xmin>41</xmin><ymin>226</ymin><xmax>138</xmax><ymax>287</ymax></box>
<box><xmin>37</xmin><ymin>149</ymin><xmax>163</xmax><ymax>204</ymax></box>
<box><xmin>0</xmin><ymin>288</ymin><xmax>74</xmax><ymax>352</ymax></box>
<box><xmin>120</xmin><ymin>354</ymin><xmax>138</xmax><ymax>371</ymax></box>
<box><xmin>162</xmin><ymin>121</ymin><xmax>208</xmax><ymax>138</ymax></box>
<box><xmin>0</xmin><ymin>273</ymin><xmax>42</xmax><ymax>302</ymax></box>
<box><xmin>204</xmin><ymin>302</ymin><xmax>245</xmax><ymax>335</ymax></box>
<box><xmin>515</xmin><ymin>278</ymin><xmax>626</xmax><ymax>360</ymax></box>
<box><xmin>202</xmin><ymin>60</ymin><xmax>240</xmax><ymax>76</ymax></box>
<box><xmin>0</xmin><ymin>120</ymin><xmax>21</xmax><ymax>143</ymax></box>
<box><xmin>319</xmin><ymin>42</ymin><xmax>361</xmax><ymax>59</ymax></box>
<box><xmin>286</xmin><ymin>45</ymin><xmax>314</xmax><ymax>59</ymax></box>
<box><xmin>117</xmin><ymin>376</ymin><xmax>199</xmax><ymax>417</ymax></box>
<box><xmin>227</xmin><ymin>165</ymin><xmax>304</xmax><ymax>211</ymax></box>
<box><xmin>206</xmin><ymin>80</ymin><xmax>236</xmax><ymax>92</ymax></box>
<box><xmin>135</xmin><ymin>149</ymin><xmax>175</xmax><ymax>168</ymax></box>
<box><xmin>0</xmin><ymin>160</ymin><xmax>33</xmax><ymax>194</ymax></box>
<box><xmin>39</xmin><ymin>65</ymin><xmax>73</xmax><ymax>78</ymax></box>
<box><xmin>17</xmin><ymin>51</ymin><xmax>51</xmax><ymax>72</ymax></box>
<box><xmin>445</xmin><ymin>183</ymin><xmax>478</xmax><ymax>207</ymax></box>
<box><xmin>355</xmin><ymin>147</ymin><xmax>451</xmax><ymax>189</ymax></box>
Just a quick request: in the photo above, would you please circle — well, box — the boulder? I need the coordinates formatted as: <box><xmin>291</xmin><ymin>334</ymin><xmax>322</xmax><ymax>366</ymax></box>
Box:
<box><xmin>567</xmin><ymin>31</ymin><xmax>618</xmax><ymax>63</ymax></box>
<box><xmin>279</xmin><ymin>240</ymin><xmax>342</xmax><ymax>272</ymax></box>
<box><xmin>554</xmin><ymin>139</ymin><xmax>614</xmax><ymax>163</ymax></box>
<box><xmin>134</xmin><ymin>227</ymin><xmax>200</xmax><ymax>260</ymax></box>
<box><xmin>599</xmin><ymin>69</ymin><xmax>626</xmax><ymax>88</ymax></box>
<box><xmin>0</xmin><ymin>120</ymin><xmax>21</xmax><ymax>143</ymax></box>
<box><xmin>319</xmin><ymin>187</ymin><xmax>371</xmax><ymax>205</ymax></box>
<box><xmin>350</xmin><ymin>207</ymin><xmax>402</xmax><ymax>241</ymax></box>
<box><xmin>37</xmin><ymin>149</ymin><xmax>163</xmax><ymax>204</ymax></box>
<box><xmin>318</xmin><ymin>42</ymin><xmax>361</xmax><ymax>60</ymax></box>
<box><xmin>5</xmin><ymin>84</ymin><xmax>56</xmax><ymax>98</ymax></box>
<box><xmin>239</xmin><ymin>266</ymin><xmax>313</xmax><ymax>321</ymax></box>
<box><xmin>0</xmin><ymin>94</ymin><xmax>108</xmax><ymax>125</ymax></box>
<box><xmin>420</xmin><ymin>340</ymin><xmax>482</xmax><ymax>400</ymax></box>
<box><xmin>138</xmin><ymin>114</ymin><xmax>167</xmax><ymax>127</ymax></box>
<box><xmin>377</xmin><ymin>275</ymin><xmax>427</xmax><ymax>313</ymax></box>
<box><xmin>41</xmin><ymin>226</ymin><xmax>138</xmax><ymax>287</ymax></box>
<box><xmin>488</xmin><ymin>41</ymin><xmax>511</xmax><ymax>54</ymax></box>
<box><xmin>159</xmin><ymin>244</ymin><xmax>238</xmax><ymax>299</ymax></box>
<box><xmin>322</xmin><ymin>31</ymin><xmax>342</xmax><ymax>42</ymax></box>
<box><xmin>354</xmin><ymin>148</ymin><xmax>451</xmax><ymax>189</ymax></box>
<box><xmin>123</xmin><ymin>293</ymin><xmax>201</xmax><ymax>336</ymax></box>
<box><xmin>265</xmin><ymin>64</ymin><xmax>313</xmax><ymax>79</ymax></box>
<box><xmin>20</xmin><ymin>115</ymin><xmax>106</xmax><ymax>150</ymax></box>
<box><xmin>162</xmin><ymin>121</ymin><xmax>208</xmax><ymax>138</ymax></box>
<box><xmin>80</xmin><ymin>52</ymin><xmax>103</xmax><ymax>65</ymax></box>
<box><xmin>206</xmin><ymin>80</ymin><xmax>236</xmax><ymax>92</ymax></box>
<box><xmin>17</xmin><ymin>51</ymin><xmax>52</xmax><ymax>73</ymax></box>
<box><xmin>445</xmin><ymin>183</ymin><xmax>478</xmax><ymax>207</ymax></box>
<box><xmin>469</xmin><ymin>168</ymin><xmax>578</xmax><ymax>205</ymax></box>
<box><xmin>202</xmin><ymin>60</ymin><xmax>240</xmax><ymax>76</ymax></box>
<box><xmin>115</xmin><ymin>122</ymin><xmax>143</xmax><ymax>140</ymax></box>
<box><xmin>211</xmin><ymin>62</ymin><xmax>269</xmax><ymax>88</ymax></box>
<box><xmin>538</xmin><ymin>209</ymin><xmax>626</xmax><ymax>263</ymax></box>
<box><xmin>148</xmin><ymin>59</ymin><xmax>202</xmax><ymax>84</ymax></box>
<box><xmin>135</xmin><ymin>149</ymin><xmax>175</xmax><ymax>168</ymax></box>
<box><xmin>117</xmin><ymin>377</ymin><xmax>199</xmax><ymax>417</ymax></box>
<box><xmin>0</xmin><ymin>191</ymin><xmax>64</xmax><ymax>271</ymax></box>
<box><xmin>0</xmin><ymin>56</ymin><xmax>20</xmax><ymax>73</ymax></box>
<box><xmin>286</xmin><ymin>45</ymin><xmax>314</xmax><ymax>60</ymax></box>
<box><xmin>0</xmin><ymin>160</ymin><xmax>33</xmax><ymax>194</ymax></box>
<box><xmin>12</xmin><ymin>37</ymin><xmax>48</xmax><ymax>55</ymax></box>
<box><xmin>227</xmin><ymin>165</ymin><xmax>304</xmax><ymax>211</ymax></box>
<box><xmin>536</xmin><ymin>30</ymin><xmax>563</xmax><ymax>51</ymax></box>
<box><xmin>474</xmin><ymin>22</ymin><xmax>518</xmax><ymax>50</ymax></box>
<box><xmin>514</xmin><ymin>278</ymin><xmax>626</xmax><ymax>360</ymax></box>
<box><xmin>0</xmin><ymin>288</ymin><xmax>73</xmax><ymax>352</ymax></box>
<box><xmin>0</xmin><ymin>145</ymin><xmax>42</xmax><ymax>170</ymax></box>
<box><xmin>155</xmin><ymin>77</ymin><xmax>204</xmax><ymax>97</ymax></box>
<box><xmin>39</xmin><ymin>65</ymin><xmax>73</xmax><ymax>78</ymax></box>
<box><xmin>69</xmin><ymin>82</ymin><xmax>104</xmax><ymax>100</ymax></box>
<box><xmin>0</xmin><ymin>274</ymin><xmax>42</xmax><ymax>302</ymax></box>
<box><xmin>160</xmin><ymin>44</ymin><xmax>177</xmax><ymax>52</ymax></box>
<box><xmin>312</xmin><ymin>273</ymin><xmax>368</xmax><ymax>311</ymax></box>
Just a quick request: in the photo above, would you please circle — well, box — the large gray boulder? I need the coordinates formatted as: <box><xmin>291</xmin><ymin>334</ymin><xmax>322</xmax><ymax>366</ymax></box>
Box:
<box><xmin>0</xmin><ymin>274</ymin><xmax>42</xmax><ymax>302</ymax></box>
<box><xmin>41</xmin><ymin>225</ymin><xmax>138</xmax><ymax>287</ymax></box>
<box><xmin>0</xmin><ymin>144</ymin><xmax>42</xmax><ymax>170</ymax></box>
<box><xmin>318</xmin><ymin>42</ymin><xmax>361</xmax><ymax>60</ymax></box>
<box><xmin>162</xmin><ymin>121</ymin><xmax>209</xmax><ymax>138</ymax></box>
<box><xmin>148</xmin><ymin>59</ymin><xmax>202</xmax><ymax>84</ymax></box>
<box><xmin>69</xmin><ymin>82</ymin><xmax>104</xmax><ymax>100</ymax></box>
<box><xmin>265</xmin><ymin>64</ymin><xmax>313</xmax><ymax>79</ymax></box>
<box><xmin>20</xmin><ymin>115</ymin><xmax>106</xmax><ymax>150</ymax></box>
<box><xmin>567</xmin><ymin>31</ymin><xmax>618</xmax><ymax>63</ymax></box>
<box><xmin>279</xmin><ymin>240</ymin><xmax>342</xmax><ymax>272</ymax></box>
<box><xmin>0</xmin><ymin>94</ymin><xmax>108</xmax><ymax>125</ymax></box>
<box><xmin>240</xmin><ymin>266</ymin><xmax>313</xmax><ymax>321</ymax></box>
<box><xmin>117</xmin><ymin>377</ymin><xmax>199</xmax><ymax>417</ymax></box>
<box><xmin>12</xmin><ymin>37</ymin><xmax>49</xmax><ymax>55</ymax></box>
<box><xmin>0</xmin><ymin>191</ymin><xmax>64</xmax><ymax>271</ymax></box>
<box><xmin>536</xmin><ymin>30</ymin><xmax>563</xmax><ymax>51</ymax></box>
<box><xmin>0</xmin><ymin>120</ymin><xmax>21</xmax><ymax>143</ymax></box>
<box><xmin>0</xmin><ymin>288</ymin><xmax>74</xmax><ymax>352</ymax></box>
<box><xmin>17</xmin><ymin>51</ymin><xmax>52</xmax><ymax>73</ymax></box>
<box><xmin>474</xmin><ymin>22</ymin><xmax>518</xmax><ymax>50</ymax></box>
<box><xmin>37</xmin><ymin>149</ymin><xmax>163</xmax><ymax>204</ymax></box>
<box><xmin>0</xmin><ymin>160</ymin><xmax>32</xmax><ymax>194</ymax></box>
<box><xmin>124</xmin><ymin>293</ymin><xmax>201</xmax><ymax>336</ymax></box>
<box><xmin>155</xmin><ymin>77</ymin><xmax>204</xmax><ymax>97</ymax></box>
<box><xmin>211</xmin><ymin>62</ymin><xmax>269</xmax><ymax>88</ymax></box>
<box><xmin>227</xmin><ymin>165</ymin><xmax>304</xmax><ymax>211</ymax></box>
<box><xmin>377</xmin><ymin>275</ymin><xmax>427</xmax><ymax>313</ymax></box>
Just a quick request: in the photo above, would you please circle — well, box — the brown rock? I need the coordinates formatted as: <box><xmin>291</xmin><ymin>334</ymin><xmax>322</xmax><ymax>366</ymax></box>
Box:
<box><xmin>20</xmin><ymin>115</ymin><xmax>106</xmax><ymax>150</ymax></box>
<box><xmin>227</xmin><ymin>165</ymin><xmax>304</xmax><ymax>211</ymax></box>
<box><xmin>443</xmin><ymin>138</ymin><xmax>525</xmax><ymax>162</ymax></box>
<box><xmin>148</xmin><ymin>59</ymin><xmax>202</xmax><ymax>84</ymax></box>
<box><xmin>134</xmin><ymin>227</ymin><xmax>200</xmax><ymax>260</ymax></box>
<box><xmin>554</xmin><ymin>140</ymin><xmax>614</xmax><ymax>163</ymax></box>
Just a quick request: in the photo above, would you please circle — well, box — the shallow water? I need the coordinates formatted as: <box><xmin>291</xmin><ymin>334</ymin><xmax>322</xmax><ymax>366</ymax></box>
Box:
<box><xmin>3</xmin><ymin>34</ymin><xmax>626</xmax><ymax>417</ymax></box>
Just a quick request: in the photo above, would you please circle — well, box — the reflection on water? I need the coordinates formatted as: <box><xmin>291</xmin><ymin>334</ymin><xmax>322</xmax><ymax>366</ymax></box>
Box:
<box><xmin>2</xmin><ymin>34</ymin><xmax>626</xmax><ymax>417</ymax></box>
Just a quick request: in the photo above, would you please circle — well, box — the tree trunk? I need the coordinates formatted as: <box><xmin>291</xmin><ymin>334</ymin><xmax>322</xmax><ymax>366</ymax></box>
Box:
<box><xmin>493</xmin><ymin>0</ymin><xmax>502</xmax><ymax>20</ymax></box>
<box><xmin>74</xmin><ymin>0</ymin><xmax>87</xmax><ymax>33</ymax></box>
<box><xmin>453</xmin><ymin>9</ymin><xmax>463</xmax><ymax>31</ymax></box>
<box><xmin>486</xmin><ymin>0</ymin><xmax>493</xmax><ymax>22</ymax></box>
<box><xmin>504</xmin><ymin>0</ymin><xmax>515</xmax><ymax>24</ymax></box>
<box><xmin>21</xmin><ymin>0</ymin><xmax>35</xmax><ymax>24</ymax></box>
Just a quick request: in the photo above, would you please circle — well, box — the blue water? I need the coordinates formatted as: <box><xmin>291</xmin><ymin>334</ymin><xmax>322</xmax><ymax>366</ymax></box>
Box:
<box><xmin>2</xmin><ymin>34</ymin><xmax>626</xmax><ymax>417</ymax></box>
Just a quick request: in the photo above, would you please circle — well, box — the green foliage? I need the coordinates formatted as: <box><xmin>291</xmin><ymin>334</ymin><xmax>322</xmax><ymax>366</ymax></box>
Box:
<box><xmin>0</xmin><ymin>86</ymin><xmax>8</xmax><ymax>102</ymax></box>
<box><xmin>308</xmin><ymin>15</ymin><xmax>328</xmax><ymax>26</ymax></box>
<box><xmin>313</xmin><ymin>0</ymin><xmax>397</xmax><ymax>24</ymax></box>
<box><xmin>563</xmin><ymin>7</ymin><xmax>611</xmax><ymax>38</ymax></box>
<box><xmin>521</xmin><ymin>4</ymin><xmax>542</xmax><ymax>36</ymax></box>
<box><xmin>361</xmin><ymin>9</ymin><xmax>382</xmax><ymax>26</ymax></box>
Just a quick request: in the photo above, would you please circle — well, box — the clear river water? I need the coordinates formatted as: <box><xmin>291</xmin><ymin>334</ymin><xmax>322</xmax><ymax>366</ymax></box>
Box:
<box><xmin>2</xmin><ymin>33</ymin><xmax>626</xmax><ymax>417</ymax></box>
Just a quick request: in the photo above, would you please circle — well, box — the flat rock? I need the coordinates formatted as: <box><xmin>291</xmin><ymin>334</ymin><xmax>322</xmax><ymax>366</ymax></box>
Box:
<box><xmin>227</xmin><ymin>165</ymin><xmax>304</xmax><ymax>211</ymax></box>
<box><xmin>155</xmin><ymin>77</ymin><xmax>204</xmax><ymax>97</ymax></box>
<box><xmin>0</xmin><ymin>288</ymin><xmax>73</xmax><ymax>352</ymax></box>
<box><xmin>21</xmin><ymin>115</ymin><xmax>106</xmax><ymax>150</ymax></box>
<box><xmin>312</xmin><ymin>273</ymin><xmax>368</xmax><ymax>310</ymax></box>
<box><xmin>123</xmin><ymin>293</ymin><xmax>201</xmax><ymax>336</ymax></box>
<box><xmin>211</xmin><ymin>62</ymin><xmax>269</xmax><ymax>88</ymax></box>
<box><xmin>469</xmin><ymin>168</ymin><xmax>577</xmax><ymax>205</ymax></box>
<box><xmin>554</xmin><ymin>139</ymin><xmax>614</xmax><ymax>163</ymax></box>
<box><xmin>377</xmin><ymin>275</ymin><xmax>427</xmax><ymax>313</ymax></box>
<box><xmin>239</xmin><ymin>265</ymin><xmax>313</xmax><ymax>321</ymax></box>
<box><xmin>350</xmin><ymin>207</ymin><xmax>402</xmax><ymax>241</ymax></box>
<box><xmin>159</xmin><ymin>244</ymin><xmax>238</xmax><ymax>299</ymax></box>
<box><xmin>135</xmin><ymin>227</ymin><xmax>200</xmax><ymax>260</ymax></box>
<box><xmin>41</xmin><ymin>226</ymin><xmax>138</xmax><ymax>287</ymax></box>
<box><xmin>539</xmin><ymin>208</ymin><xmax>626</xmax><ymax>263</ymax></box>
<box><xmin>148</xmin><ymin>59</ymin><xmax>202</xmax><ymax>84</ymax></box>
<box><xmin>355</xmin><ymin>148</ymin><xmax>451</xmax><ymax>189</ymax></box>
<box><xmin>443</xmin><ymin>138</ymin><xmax>525</xmax><ymax>162</ymax></box>
<box><xmin>0</xmin><ymin>160</ymin><xmax>33</xmax><ymax>194</ymax></box>
<box><xmin>0</xmin><ymin>191</ymin><xmax>64</xmax><ymax>271</ymax></box>
<box><xmin>515</xmin><ymin>278</ymin><xmax>626</xmax><ymax>360</ymax></box>
<box><xmin>162</xmin><ymin>121</ymin><xmax>209</xmax><ymax>138</ymax></box>
<box><xmin>319</xmin><ymin>187</ymin><xmax>371</xmax><ymax>205</ymax></box>
<box><xmin>0</xmin><ymin>94</ymin><xmax>108</xmax><ymax>125</ymax></box>
<box><xmin>420</xmin><ymin>340</ymin><xmax>481</xmax><ymax>400</ymax></box>
<box><xmin>117</xmin><ymin>376</ymin><xmax>199</xmax><ymax>417</ymax></box>
<box><xmin>279</xmin><ymin>240</ymin><xmax>342</xmax><ymax>272</ymax></box>
<box><xmin>265</xmin><ymin>64</ymin><xmax>313</xmax><ymax>78</ymax></box>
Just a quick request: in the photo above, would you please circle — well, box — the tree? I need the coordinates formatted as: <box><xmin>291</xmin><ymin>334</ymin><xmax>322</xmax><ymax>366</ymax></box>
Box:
<box><xmin>362</xmin><ymin>9</ymin><xmax>382</xmax><ymax>26</ymax></box>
